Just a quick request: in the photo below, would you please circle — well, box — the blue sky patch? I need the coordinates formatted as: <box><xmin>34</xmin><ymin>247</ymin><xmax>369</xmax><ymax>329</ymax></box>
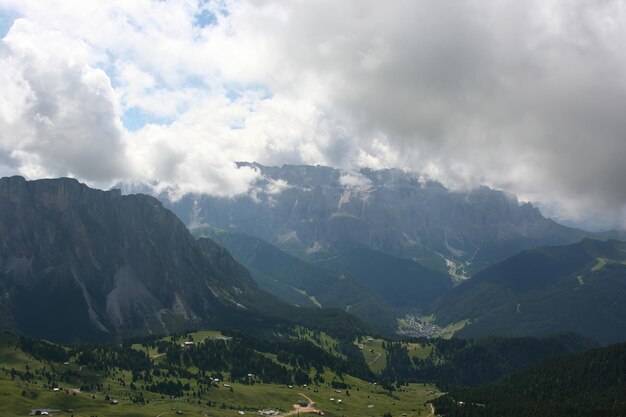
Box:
<box><xmin>0</xmin><ymin>8</ymin><xmax>17</xmax><ymax>38</ymax></box>
<box><xmin>194</xmin><ymin>9</ymin><xmax>218</xmax><ymax>28</ymax></box>
<box><xmin>122</xmin><ymin>107</ymin><xmax>175</xmax><ymax>132</ymax></box>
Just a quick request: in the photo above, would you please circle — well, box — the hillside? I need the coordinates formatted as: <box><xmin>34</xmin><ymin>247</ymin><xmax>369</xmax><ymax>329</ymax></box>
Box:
<box><xmin>312</xmin><ymin>245</ymin><xmax>452</xmax><ymax>309</ymax></box>
<box><xmin>370</xmin><ymin>332</ymin><xmax>595</xmax><ymax>389</ymax></box>
<box><xmin>0</xmin><ymin>328</ymin><xmax>596</xmax><ymax>417</ymax></box>
<box><xmin>0</xmin><ymin>330</ymin><xmax>439</xmax><ymax>417</ymax></box>
<box><xmin>193</xmin><ymin>227</ymin><xmax>398</xmax><ymax>332</ymax></box>
<box><xmin>0</xmin><ymin>176</ymin><xmax>366</xmax><ymax>342</ymax></box>
<box><xmin>431</xmin><ymin>239</ymin><xmax>626</xmax><ymax>344</ymax></box>
<box><xmin>434</xmin><ymin>341</ymin><xmax>626</xmax><ymax>417</ymax></box>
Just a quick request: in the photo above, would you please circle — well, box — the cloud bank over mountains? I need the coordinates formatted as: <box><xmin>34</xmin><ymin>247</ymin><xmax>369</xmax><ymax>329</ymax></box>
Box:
<box><xmin>0</xmin><ymin>0</ymin><xmax>625</xmax><ymax>229</ymax></box>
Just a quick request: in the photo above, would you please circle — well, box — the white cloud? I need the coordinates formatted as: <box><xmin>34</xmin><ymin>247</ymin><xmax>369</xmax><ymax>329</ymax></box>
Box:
<box><xmin>0</xmin><ymin>0</ymin><xmax>625</xmax><ymax>228</ymax></box>
<box><xmin>0</xmin><ymin>19</ymin><xmax>128</xmax><ymax>185</ymax></box>
<box><xmin>339</xmin><ymin>172</ymin><xmax>372</xmax><ymax>190</ymax></box>
<box><xmin>264</xmin><ymin>179</ymin><xmax>291</xmax><ymax>195</ymax></box>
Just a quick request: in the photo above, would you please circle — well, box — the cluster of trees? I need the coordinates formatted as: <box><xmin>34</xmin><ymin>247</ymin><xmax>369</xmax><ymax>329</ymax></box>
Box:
<box><xmin>172</xmin><ymin>337</ymin><xmax>294</xmax><ymax>385</ymax></box>
<box><xmin>147</xmin><ymin>380</ymin><xmax>188</xmax><ymax>397</ymax></box>
<box><xmin>19</xmin><ymin>337</ymin><xmax>69</xmax><ymax>362</ymax></box>
<box><xmin>379</xmin><ymin>333</ymin><xmax>594</xmax><ymax>389</ymax></box>
<box><xmin>433</xmin><ymin>342</ymin><xmax>626</xmax><ymax>416</ymax></box>
<box><xmin>75</xmin><ymin>345</ymin><xmax>151</xmax><ymax>372</ymax></box>
<box><xmin>58</xmin><ymin>330</ymin><xmax>371</xmax><ymax>388</ymax></box>
<box><xmin>161</xmin><ymin>331</ymin><xmax>372</xmax><ymax>385</ymax></box>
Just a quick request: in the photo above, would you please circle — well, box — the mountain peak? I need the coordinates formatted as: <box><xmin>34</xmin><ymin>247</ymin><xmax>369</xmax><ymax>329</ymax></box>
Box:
<box><xmin>0</xmin><ymin>177</ymin><xmax>265</xmax><ymax>342</ymax></box>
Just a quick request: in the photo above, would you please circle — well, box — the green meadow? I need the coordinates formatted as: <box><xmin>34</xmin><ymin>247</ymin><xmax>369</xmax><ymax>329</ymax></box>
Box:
<box><xmin>0</xmin><ymin>331</ymin><xmax>439</xmax><ymax>417</ymax></box>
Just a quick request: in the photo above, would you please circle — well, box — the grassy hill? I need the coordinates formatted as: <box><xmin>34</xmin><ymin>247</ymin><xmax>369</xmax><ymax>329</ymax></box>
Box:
<box><xmin>0</xmin><ymin>330</ymin><xmax>439</xmax><ymax>417</ymax></box>
<box><xmin>431</xmin><ymin>239</ymin><xmax>626</xmax><ymax>344</ymax></box>
<box><xmin>0</xmin><ymin>327</ymin><xmax>600</xmax><ymax>417</ymax></box>
<box><xmin>367</xmin><ymin>332</ymin><xmax>594</xmax><ymax>389</ymax></box>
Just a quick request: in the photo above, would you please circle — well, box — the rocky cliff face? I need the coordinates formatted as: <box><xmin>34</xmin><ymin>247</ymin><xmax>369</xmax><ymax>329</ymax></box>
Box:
<box><xmin>164</xmin><ymin>163</ymin><xmax>592</xmax><ymax>272</ymax></box>
<box><xmin>0</xmin><ymin>176</ymin><xmax>261</xmax><ymax>342</ymax></box>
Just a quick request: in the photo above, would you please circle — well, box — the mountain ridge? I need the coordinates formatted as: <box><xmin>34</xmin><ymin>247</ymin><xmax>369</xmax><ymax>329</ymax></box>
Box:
<box><xmin>0</xmin><ymin>176</ymin><xmax>368</xmax><ymax>342</ymax></box>
<box><xmin>191</xmin><ymin>225</ymin><xmax>399</xmax><ymax>332</ymax></box>
<box><xmin>431</xmin><ymin>238</ymin><xmax>626</xmax><ymax>344</ymax></box>
<box><xmin>152</xmin><ymin>162</ymin><xmax>621</xmax><ymax>276</ymax></box>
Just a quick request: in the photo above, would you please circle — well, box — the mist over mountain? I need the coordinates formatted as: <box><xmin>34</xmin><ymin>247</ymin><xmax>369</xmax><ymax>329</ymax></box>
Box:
<box><xmin>160</xmin><ymin>163</ymin><xmax>611</xmax><ymax>276</ymax></box>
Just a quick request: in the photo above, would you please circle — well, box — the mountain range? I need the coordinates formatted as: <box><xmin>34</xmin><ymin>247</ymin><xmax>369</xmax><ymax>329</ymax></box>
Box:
<box><xmin>0</xmin><ymin>176</ymin><xmax>364</xmax><ymax>342</ymax></box>
<box><xmin>160</xmin><ymin>162</ymin><xmax>619</xmax><ymax>276</ymax></box>
<box><xmin>4</xmin><ymin>169</ymin><xmax>626</xmax><ymax>346</ymax></box>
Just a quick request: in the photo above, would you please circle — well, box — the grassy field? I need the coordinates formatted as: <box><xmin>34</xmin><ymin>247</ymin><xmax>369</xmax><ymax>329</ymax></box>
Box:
<box><xmin>2</xmin><ymin>377</ymin><xmax>437</xmax><ymax>417</ymax></box>
<box><xmin>0</xmin><ymin>331</ymin><xmax>440</xmax><ymax>417</ymax></box>
<box><xmin>405</xmin><ymin>343</ymin><xmax>433</xmax><ymax>360</ymax></box>
<box><xmin>357</xmin><ymin>337</ymin><xmax>388</xmax><ymax>374</ymax></box>
<box><xmin>591</xmin><ymin>258</ymin><xmax>609</xmax><ymax>272</ymax></box>
<box><xmin>0</xmin><ymin>377</ymin><xmax>435</xmax><ymax>417</ymax></box>
<box><xmin>437</xmin><ymin>320</ymin><xmax>469</xmax><ymax>339</ymax></box>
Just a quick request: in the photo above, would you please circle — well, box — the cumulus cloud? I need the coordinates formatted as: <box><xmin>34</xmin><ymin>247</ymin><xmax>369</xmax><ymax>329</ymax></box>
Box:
<box><xmin>0</xmin><ymin>19</ymin><xmax>129</xmax><ymax>184</ymax></box>
<box><xmin>0</xmin><ymin>0</ymin><xmax>625</xmax><ymax>228</ymax></box>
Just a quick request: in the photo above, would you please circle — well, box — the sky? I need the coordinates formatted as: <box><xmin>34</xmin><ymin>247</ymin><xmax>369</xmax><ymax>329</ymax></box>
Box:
<box><xmin>0</xmin><ymin>0</ymin><xmax>625</xmax><ymax>230</ymax></box>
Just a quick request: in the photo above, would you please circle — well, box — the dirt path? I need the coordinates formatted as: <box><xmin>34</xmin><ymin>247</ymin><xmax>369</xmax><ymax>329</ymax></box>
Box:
<box><xmin>151</xmin><ymin>353</ymin><xmax>166</xmax><ymax>360</ymax></box>
<box><xmin>299</xmin><ymin>393</ymin><xmax>313</xmax><ymax>403</ymax></box>
<box><xmin>427</xmin><ymin>403</ymin><xmax>435</xmax><ymax>417</ymax></box>
<box><xmin>282</xmin><ymin>393</ymin><xmax>322</xmax><ymax>416</ymax></box>
<box><xmin>282</xmin><ymin>405</ymin><xmax>321</xmax><ymax>416</ymax></box>
<box><xmin>367</xmin><ymin>351</ymin><xmax>381</xmax><ymax>366</ymax></box>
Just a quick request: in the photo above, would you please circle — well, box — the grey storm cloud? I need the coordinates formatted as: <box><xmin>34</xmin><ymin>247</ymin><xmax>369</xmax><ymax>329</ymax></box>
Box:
<box><xmin>0</xmin><ymin>0</ymin><xmax>625</xmax><ymax>228</ymax></box>
<box><xmin>258</xmin><ymin>0</ymin><xmax>626</xmax><ymax>227</ymax></box>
